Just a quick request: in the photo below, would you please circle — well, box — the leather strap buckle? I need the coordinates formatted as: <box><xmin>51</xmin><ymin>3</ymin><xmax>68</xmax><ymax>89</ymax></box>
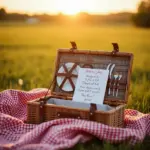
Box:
<box><xmin>70</xmin><ymin>41</ymin><xmax>77</xmax><ymax>51</ymax></box>
<box><xmin>89</xmin><ymin>103</ymin><xmax>97</xmax><ymax>121</ymax></box>
<box><xmin>112</xmin><ymin>43</ymin><xmax>119</xmax><ymax>55</ymax></box>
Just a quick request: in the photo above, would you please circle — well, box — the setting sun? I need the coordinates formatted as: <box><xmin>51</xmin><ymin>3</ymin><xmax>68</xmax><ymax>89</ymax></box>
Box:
<box><xmin>56</xmin><ymin>0</ymin><xmax>88</xmax><ymax>15</ymax></box>
<box><xmin>55</xmin><ymin>0</ymin><xmax>113</xmax><ymax>15</ymax></box>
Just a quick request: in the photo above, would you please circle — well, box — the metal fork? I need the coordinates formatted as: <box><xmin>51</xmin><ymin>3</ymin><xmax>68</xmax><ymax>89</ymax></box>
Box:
<box><xmin>106</xmin><ymin>63</ymin><xmax>116</xmax><ymax>95</ymax></box>
<box><xmin>106</xmin><ymin>63</ymin><xmax>112</xmax><ymax>70</ymax></box>
<box><xmin>113</xmin><ymin>73</ymin><xmax>119</xmax><ymax>96</ymax></box>
<box><xmin>116</xmin><ymin>74</ymin><xmax>122</xmax><ymax>97</ymax></box>
<box><xmin>106</xmin><ymin>63</ymin><xmax>111</xmax><ymax>95</ymax></box>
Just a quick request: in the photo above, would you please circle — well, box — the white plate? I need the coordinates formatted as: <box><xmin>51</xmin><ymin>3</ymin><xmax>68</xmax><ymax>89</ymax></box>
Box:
<box><xmin>56</xmin><ymin>63</ymin><xmax>80</xmax><ymax>92</ymax></box>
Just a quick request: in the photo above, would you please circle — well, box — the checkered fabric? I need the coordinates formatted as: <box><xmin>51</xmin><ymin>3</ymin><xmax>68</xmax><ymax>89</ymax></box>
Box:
<box><xmin>0</xmin><ymin>89</ymin><xmax>150</xmax><ymax>150</ymax></box>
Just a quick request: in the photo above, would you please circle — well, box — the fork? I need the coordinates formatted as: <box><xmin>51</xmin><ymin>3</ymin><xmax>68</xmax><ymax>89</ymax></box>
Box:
<box><xmin>116</xmin><ymin>74</ymin><xmax>122</xmax><ymax>97</ymax></box>
<box><xmin>106</xmin><ymin>63</ymin><xmax>112</xmax><ymax>70</ymax></box>
<box><xmin>108</xmin><ymin>64</ymin><xmax>115</xmax><ymax>95</ymax></box>
<box><xmin>113</xmin><ymin>73</ymin><xmax>119</xmax><ymax>96</ymax></box>
<box><xmin>106</xmin><ymin>63</ymin><xmax>111</xmax><ymax>95</ymax></box>
<box><xmin>106</xmin><ymin>63</ymin><xmax>116</xmax><ymax>95</ymax></box>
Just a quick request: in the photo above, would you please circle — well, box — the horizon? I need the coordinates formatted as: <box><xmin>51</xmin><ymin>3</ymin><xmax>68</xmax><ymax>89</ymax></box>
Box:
<box><xmin>1</xmin><ymin>0</ymin><xmax>141</xmax><ymax>15</ymax></box>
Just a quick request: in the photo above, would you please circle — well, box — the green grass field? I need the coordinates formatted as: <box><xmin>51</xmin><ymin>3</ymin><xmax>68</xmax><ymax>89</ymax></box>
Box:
<box><xmin>1</xmin><ymin>23</ymin><xmax>150</xmax><ymax>113</ymax></box>
<box><xmin>0</xmin><ymin>23</ymin><xmax>150</xmax><ymax>149</ymax></box>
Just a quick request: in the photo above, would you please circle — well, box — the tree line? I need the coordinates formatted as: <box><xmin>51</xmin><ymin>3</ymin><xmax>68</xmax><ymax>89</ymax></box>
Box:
<box><xmin>0</xmin><ymin>7</ymin><xmax>132</xmax><ymax>25</ymax></box>
<box><xmin>0</xmin><ymin>0</ymin><xmax>150</xmax><ymax>28</ymax></box>
<box><xmin>132</xmin><ymin>0</ymin><xmax>150</xmax><ymax>27</ymax></box>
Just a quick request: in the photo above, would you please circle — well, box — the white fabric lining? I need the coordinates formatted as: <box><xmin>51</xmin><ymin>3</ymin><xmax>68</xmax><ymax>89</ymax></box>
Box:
<box><xmin>47</xmin><ymin>98</ymin><xmax>114</xmax><ymax>111</ymax></box>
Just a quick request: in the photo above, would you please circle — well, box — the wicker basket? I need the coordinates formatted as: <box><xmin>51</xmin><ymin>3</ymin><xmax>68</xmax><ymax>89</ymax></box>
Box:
<box><xmin>27</xmin><ymin>42</ymin><xmax>133</xmax><ymax>127</ymax></box>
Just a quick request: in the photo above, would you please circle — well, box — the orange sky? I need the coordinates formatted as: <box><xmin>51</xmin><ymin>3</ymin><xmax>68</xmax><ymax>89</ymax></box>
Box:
<box><xmin>0</xmin><ymin>0</ymin><xmax>141</xmax><ymax>15</ymax></box>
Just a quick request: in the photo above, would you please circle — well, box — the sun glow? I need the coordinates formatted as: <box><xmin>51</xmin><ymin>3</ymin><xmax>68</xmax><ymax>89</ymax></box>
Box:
<box><xmin>1</xmin><ymin>0</ymin><xmax>139</xmax><ymax>15</ymax></box>
<box><xmin>55</xmin><ymin>0</ymin><xmax>92</xmax><ymax>15</ymax></box>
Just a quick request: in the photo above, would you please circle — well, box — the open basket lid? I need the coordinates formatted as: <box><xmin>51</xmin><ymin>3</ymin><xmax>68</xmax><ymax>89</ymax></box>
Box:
<box><xmin>50</xmin><ymin>42</ymin><xmax>133</xmax><ymax>105</ymax></box>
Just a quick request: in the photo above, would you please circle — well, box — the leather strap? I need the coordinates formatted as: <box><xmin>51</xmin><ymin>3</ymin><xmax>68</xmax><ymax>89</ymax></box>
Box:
<box><xmin>89</xmin><ymin>103</ymin><xmax>97</xmax><ymax>121</ymax></box>
<box><xmin>57</xmin><ymin>63</ymin><xmax>78</xmax><ymax>91</ymax></box>
<box><xmin>59</xmin><ymin>64</ymin><xmax>69</xmax><ymax>90</ymax></box>
<box><xmin>111</xmin><ymin>43</ymin><xmax>119</xmax><ymax>55</ymax></box>
<box><xmin>39</xmin><ymin>100</ymin><xmax>46</xmax><ymax>122</ymax></box>
<box><xmin>57</xmin><ymin>73</ymin><xmax>78</xmax><ymax>78</ymax></box>
<box><xmin>70</xmin><ymin>41</ymin><xmax>77</xmax><ymax>50</ymax></box>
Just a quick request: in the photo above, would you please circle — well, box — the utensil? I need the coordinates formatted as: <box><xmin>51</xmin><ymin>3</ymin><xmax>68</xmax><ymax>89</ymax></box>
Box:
<box><xmin>106</xmin><ymin>63</ymin><xmax>112</xmax><ymax>70</ymax></box>
<box><xmin>106</xmin><ymin>63</ymin><xmax>111</xmax><ymax>95</ymax></box>
<box><xmin>116</xmin><ymin>74</ymin><xmax>122</xmax><ymax>97</ymax></box>
<box><xmin>113</xmin><ymin>73</ymin><xmax>119</xmax><ymax>96</ymax></box>
<box><xmin>108</xmin><ymin>64</ymin><xmax>115</xmax><ymax>95</ymax></box>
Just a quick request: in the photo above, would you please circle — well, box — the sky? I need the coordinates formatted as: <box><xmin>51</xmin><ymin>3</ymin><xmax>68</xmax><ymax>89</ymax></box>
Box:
<box><xmin>0</xmin><ymin>0</ymin><xmax>141</xmax><ymax>15</ymax></box>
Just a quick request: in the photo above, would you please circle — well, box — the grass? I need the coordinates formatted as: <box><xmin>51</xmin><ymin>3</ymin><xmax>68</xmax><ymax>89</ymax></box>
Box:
<box><xmin>0</xmin><ymin>22</ymin><xmax>150</xmax><ymax>149</ymax></box>
<box><xmin>72</xmin><ymin>142</ymin><xmax>132</xmax><ymax>150</ymax></box>
<box><xmin>69</xmin><ymin>137</ymin><xmax>150</xmax><ymax>150</ymax></box>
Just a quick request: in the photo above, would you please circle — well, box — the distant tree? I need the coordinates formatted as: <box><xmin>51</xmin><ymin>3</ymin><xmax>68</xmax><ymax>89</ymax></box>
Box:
<box><xmin>0</xmin><ymin>8</ymin><xmax>7</xmax><ymax>20</ymax></box>
<box><xmin>138</xmin><ymin>0</ymin><xmax>150</xmax><ymax>13</ymax></box>
<box><xmin>132</xmin><ymin>0</ymin><xmax>150</xmax><ymax>28</ymax></box>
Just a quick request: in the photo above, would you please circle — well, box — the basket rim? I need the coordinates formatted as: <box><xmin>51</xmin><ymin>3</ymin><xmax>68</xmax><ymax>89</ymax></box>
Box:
<box><xmin>27</xmin><ymin>96</ymin><xmax>126</xmax><ymax>114</ymax></box>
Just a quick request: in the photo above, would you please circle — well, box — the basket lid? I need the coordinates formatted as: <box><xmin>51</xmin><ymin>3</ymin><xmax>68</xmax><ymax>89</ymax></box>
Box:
<box><xmin>51</xmin><ymin>42</ymin><xmax>133</xmax><ymax>105</ymax></box>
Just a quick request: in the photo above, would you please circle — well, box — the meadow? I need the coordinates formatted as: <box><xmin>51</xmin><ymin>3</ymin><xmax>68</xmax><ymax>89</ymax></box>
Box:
<box><xmin>0</xmin><ymin>22</ymin><xmax>150</xmax><ymax>149</ymax></box>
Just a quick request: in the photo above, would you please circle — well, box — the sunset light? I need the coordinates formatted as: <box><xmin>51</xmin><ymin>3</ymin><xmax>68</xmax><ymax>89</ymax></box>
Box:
<box><xmin>55</xmin><ymin>0</ymin><xmax>111</xmax><ymax>15</ymax></box>
<box><xmin>56</xmin><ymin>0</ymin><xmax>84</xmax><ymax>15</ymax></box>
<box><xmin>1</xmin><ymin>0</ymin><xmax>140</xmax><ymax>15</ymax></box>
<box><xmin>0</xmin><ymin>0</ymin><xmax>150</xmax><ymax>148</ymax></box>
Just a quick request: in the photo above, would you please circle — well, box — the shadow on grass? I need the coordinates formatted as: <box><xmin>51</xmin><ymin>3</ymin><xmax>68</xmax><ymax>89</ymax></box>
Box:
<box><xmin>69</xmin><ymin>136</ymin><xmax>150</xmax><ymax>150</ymax></box>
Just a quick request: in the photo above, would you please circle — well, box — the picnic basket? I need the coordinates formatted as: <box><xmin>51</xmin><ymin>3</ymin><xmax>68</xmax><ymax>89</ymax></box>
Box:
<box><xmin>27</xmin><ymin>42</ymin><xmax>133</xmax><ymax>127</ymax></box>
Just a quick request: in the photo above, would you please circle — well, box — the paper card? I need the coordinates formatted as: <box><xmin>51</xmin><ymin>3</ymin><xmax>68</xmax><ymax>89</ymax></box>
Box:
<box><xmin>73</xmin><ymin>68</ymin><xmax>109</xmax><ymax>104</ymax></box>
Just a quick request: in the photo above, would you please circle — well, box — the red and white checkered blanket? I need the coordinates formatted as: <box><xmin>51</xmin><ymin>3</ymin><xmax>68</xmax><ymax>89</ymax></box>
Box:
<box><xmin>0</xmin><ymin>89</ymin><xmax>150</xmax><ymax>150</ymax></box>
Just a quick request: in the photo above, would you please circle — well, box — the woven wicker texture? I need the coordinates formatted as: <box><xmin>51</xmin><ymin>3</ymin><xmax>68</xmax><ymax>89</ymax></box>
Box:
<box><xmin>27</xmin><ymin>49</ymin><xmax>133</xmax><ymax>126</ymax></box>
